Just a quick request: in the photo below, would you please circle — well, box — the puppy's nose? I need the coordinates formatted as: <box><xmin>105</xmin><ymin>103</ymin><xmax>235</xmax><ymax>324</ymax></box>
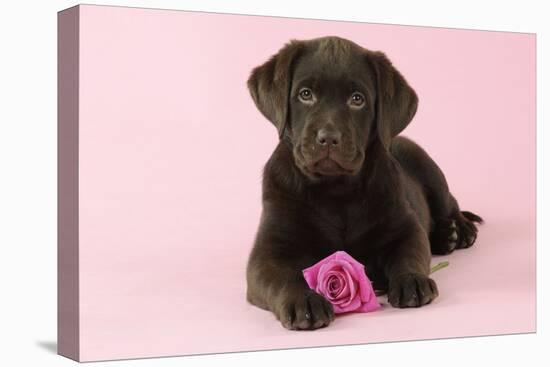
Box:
<box><xmin>316</xmin><ymin>129</ymin><xmax>341</xmax><ymax>147</ymax></box>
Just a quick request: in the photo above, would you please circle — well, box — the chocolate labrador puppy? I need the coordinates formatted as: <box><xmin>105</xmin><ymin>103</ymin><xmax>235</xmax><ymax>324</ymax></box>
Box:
<box><xmin>245</xmin><ymin>36</ymin><xmax>482</xmax><ymax>330</ymax></box>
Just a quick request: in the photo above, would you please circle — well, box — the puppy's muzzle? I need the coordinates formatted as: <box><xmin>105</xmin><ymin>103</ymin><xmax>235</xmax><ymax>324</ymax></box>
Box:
<box><xmin>303</xmin><ymin>127</ymin><xmax>360</xmax><ymax>176</ymax></box>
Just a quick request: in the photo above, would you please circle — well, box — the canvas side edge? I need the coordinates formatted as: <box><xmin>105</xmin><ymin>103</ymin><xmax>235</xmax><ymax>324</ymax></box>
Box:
<box><xmin>57</xmin><ymin>5</ymin><xmax>80</xmax><ymax>362</ymax></box>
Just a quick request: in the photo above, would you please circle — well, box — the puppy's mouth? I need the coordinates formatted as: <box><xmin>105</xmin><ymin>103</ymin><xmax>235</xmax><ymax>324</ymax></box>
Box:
<box><xmin>298</xmin><ymin>149</ymin><xmax>364</xmax><ymax>178</ymax></box>
<box><xmin>310</xmin><ymin>157</ymin><xmax>354</xmax><ymax>176</ymax></box>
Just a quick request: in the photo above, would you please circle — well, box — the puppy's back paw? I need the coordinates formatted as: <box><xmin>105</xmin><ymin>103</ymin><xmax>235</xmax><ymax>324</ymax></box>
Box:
<box><xmin>454</xmin><ymin>210</ymin><xmax>482</xmax><ymax>249</ymax></box>
<box><xmin>430</xmin><ymin>211</ymin><xmax>482</xmax><ymax>255</ymax></box>
<box><xmin>430</xmin><ymin>217</ymin><xmax>459</xmax><ymax>255</ymax></box>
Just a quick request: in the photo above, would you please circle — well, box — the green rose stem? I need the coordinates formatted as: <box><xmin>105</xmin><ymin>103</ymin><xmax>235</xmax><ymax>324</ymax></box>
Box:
<box><xmin>430</xmin><ymin>261</ymin><xmax>450</xmax><ymax>274</ymax></box>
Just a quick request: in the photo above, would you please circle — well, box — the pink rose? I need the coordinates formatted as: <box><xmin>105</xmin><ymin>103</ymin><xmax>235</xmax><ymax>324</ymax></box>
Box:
<box><xmin>302</xmin><ymin>251</ymin><xmax>380</xmax><ymax>314</ymax></box>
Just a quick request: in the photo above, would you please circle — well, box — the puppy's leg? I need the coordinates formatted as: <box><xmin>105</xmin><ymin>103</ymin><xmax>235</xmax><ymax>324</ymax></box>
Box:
<box><xmin>390</xmin><ymin>136</ymin><xmax>483</xmax><ymax>255</ymax></box>
<box><xmin>246</xmin><ymin>250</ymin><xmax>335</xmax><ymax>330</ymax></box>
<box><xmin>385</xmin><ymin>220</ymin><xmax>439</xmax><ymax>308</ymax></box>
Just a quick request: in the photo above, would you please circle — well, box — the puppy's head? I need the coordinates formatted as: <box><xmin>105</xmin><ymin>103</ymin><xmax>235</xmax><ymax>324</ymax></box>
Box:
<box><xmin>247</xmin><ymin>36</ymin><xmax>418</xmax><ymax>180</ymax></box>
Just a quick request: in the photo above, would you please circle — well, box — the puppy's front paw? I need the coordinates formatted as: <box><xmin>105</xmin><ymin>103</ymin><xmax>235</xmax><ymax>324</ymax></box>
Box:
<box><xmin>388</xmin><ymin>273</ymin><xmax>438</xmax><ymax>308</ymax></box>
<box><xmin>277</xmin><ymin>290</ymin><xmax>335</xmax><ymax>330</ymax></box>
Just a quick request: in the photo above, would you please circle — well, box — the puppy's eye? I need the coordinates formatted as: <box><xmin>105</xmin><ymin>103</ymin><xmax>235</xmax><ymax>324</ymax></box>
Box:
<box><xmin>349</xmin><ymin>92</ymin><xmax>365</xmax><ymax>108</ymax></box>
<box><xmin>298</xmin><ymin>88</ymin><xmax>314</xmax><ymax>103</ymax></box>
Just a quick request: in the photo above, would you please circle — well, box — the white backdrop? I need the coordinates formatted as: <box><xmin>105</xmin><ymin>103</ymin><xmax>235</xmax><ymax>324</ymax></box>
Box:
<box><xmin>0</xmin><ymin>0</ymin><xmax>547</xmax><ymax>366</ymax></box>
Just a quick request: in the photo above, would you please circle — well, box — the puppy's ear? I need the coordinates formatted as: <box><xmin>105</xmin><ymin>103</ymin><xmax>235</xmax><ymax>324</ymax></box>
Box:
<box><xmin>369</xmin><ymin>51</ymin><xmax>418</xmax><ymax>148</ymax></box>
<box><xmin>247</xmin><ymin>40</ymin><xmax>304</xmax><ymax>139</ymax></box>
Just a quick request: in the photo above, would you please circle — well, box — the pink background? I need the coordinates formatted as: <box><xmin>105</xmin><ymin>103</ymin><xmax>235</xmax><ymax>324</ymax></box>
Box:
<box><xmin>73</xmin><ymin>5</ymin><xmax>535</xmax><ymax>362</ymax></box>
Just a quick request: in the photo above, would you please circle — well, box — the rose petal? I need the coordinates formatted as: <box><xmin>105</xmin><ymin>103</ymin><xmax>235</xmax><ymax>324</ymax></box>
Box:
<box><xmin>327</xmin><ymin>264</ymin><xmax>356</xmax><ymax>306</ymax></box>
<box><xmin>303</xmin><ymin>266</ymin><xmax>318</xmax><ymax>290</ymax></box>
<box><xmin>324</xmin><ymin>272</ymin><xmax>346</xmax><ymax>299</ymax></box>
<box><xmin>314</xmin><ymin>262</ymin><xmax>336</xmax><ymax>295</ymax></box>
<box><xmin>332</xmin><ymin>273</ymin><xmax>347</xmax><ymax>298</ymax></box>
<box><xmin>318</xmin><ymin>265</ymin><xmax>344</xmax><ymax>298</ymax></box>
<box><xmin>328</xmin><ymin>275</ymin><xmax>341</xmax><ymax>293</ymax></box>
<box><xmin>315</xmin><ymin>260</ymin><xmax>345</xmax><ymax>292</ymax></box>
<box><xmin>333</xmin><ymin>292</ymin><xmax>362</xmax><ymax>313</ymax></box>
<box><xmin>336</xmin><ymin>264</ymin><xmax>358</xmax><ymax>307</ymax></box>
<box><xmin>303</xmin><ymin>256</ymin><xmax>336</xmax><ymax>289</ymax></box>
<box><xmin>356</xmin><ymin>294</ymin><xmax>381</xmax><ymax>312</ymax></box>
